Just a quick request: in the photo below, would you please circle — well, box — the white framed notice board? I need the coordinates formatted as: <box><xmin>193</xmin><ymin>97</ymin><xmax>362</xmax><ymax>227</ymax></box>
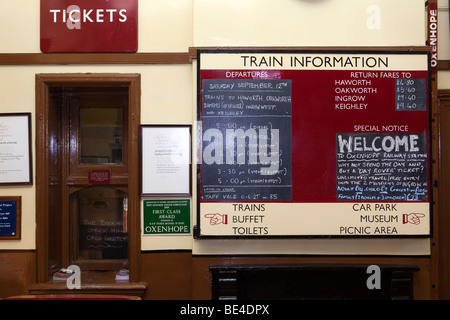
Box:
<box><xmin>194</xmin><ymin>49</ymin><xmax>432</xmax><ymax>239</ymax></box>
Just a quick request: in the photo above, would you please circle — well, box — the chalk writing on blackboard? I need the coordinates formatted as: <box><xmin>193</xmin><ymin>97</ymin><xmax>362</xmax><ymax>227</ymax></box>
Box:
<box><xmin>201</xmin><ymin>79</ymin><xmax>292</xmax><ymax>201</ymax></box>
<box><xmin>336</xmin><ymin>133</ymin><xmax>428</xmax><ymax>201</ymax></box>
<box><xmin>395</xmin><ymin>78</ymin><xmax>427</xmax><ymax>111</ymax></box>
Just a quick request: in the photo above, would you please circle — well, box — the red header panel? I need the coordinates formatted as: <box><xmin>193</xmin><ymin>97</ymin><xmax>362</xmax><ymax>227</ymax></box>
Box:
<box><xmin>40</xmin><ymin>0</ymin><xmax>138</xmax><ymax>53</ymax></box>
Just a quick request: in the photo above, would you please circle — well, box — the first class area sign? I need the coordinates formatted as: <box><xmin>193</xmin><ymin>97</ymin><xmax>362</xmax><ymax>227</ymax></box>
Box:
<box><xmin>196</xmin><ymin>49</ymin><xmax>432</xmax><ymax>239</ymax></box>
<box><xmin>40</xmin><ymin>0</ymin><xmax>137</xmax><ymax>53</ymax></box>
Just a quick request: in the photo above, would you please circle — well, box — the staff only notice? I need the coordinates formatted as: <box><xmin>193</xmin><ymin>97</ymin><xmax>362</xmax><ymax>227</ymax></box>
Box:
<box><xmin>196</xmin><ymin>50</ymin><xmax>431</xmax><ymax>238</ymax></box>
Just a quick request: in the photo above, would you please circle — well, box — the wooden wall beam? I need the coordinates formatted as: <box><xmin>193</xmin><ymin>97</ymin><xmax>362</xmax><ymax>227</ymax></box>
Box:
<box><xmin>0</xmin><ymin>53</ymin><xmax>191</xmax><ymax>65</ymax></box>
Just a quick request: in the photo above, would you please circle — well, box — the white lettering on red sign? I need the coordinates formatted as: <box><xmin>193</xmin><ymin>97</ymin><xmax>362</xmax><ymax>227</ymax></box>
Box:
<box><xmin>40</xmin><ymin>0</ymin><xmax>137</xmax><ymax>52</ymax></box>
<box><xmin>429</xmin><ymin>8</ymin><xmax>438</xmax><ymax>70</ymax></box>
<box><xmin>49</xmin><ymin>5</ymin><xmax>127</xmax><ymax>29</ymax></box>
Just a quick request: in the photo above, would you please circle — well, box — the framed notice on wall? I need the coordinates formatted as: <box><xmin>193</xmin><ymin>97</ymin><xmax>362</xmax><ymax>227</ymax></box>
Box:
<box><xmin>0</xmin><ymin>113</ymin><xmax>32</xmax><ymax>185</ymax></box>
<box><xmin>195</xmin><ymin>49</ymin><xmax>432</xmax><ymax>239</ymax></box>
<box><xmin>140</xmin><ymin>125</ymin><xmax>192</xmax><ymax>196</ymax></box>
<box><xmin>143</xmin><ymin>199</ymin><xmax>191</xmax><ymax>235</ymax></box>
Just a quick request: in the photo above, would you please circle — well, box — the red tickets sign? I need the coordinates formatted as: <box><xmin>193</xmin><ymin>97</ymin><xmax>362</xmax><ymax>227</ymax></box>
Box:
<box><xmin>40</xmin><ymin>0</ymin><xmax>138</xmax><ymax>53</ymax></box>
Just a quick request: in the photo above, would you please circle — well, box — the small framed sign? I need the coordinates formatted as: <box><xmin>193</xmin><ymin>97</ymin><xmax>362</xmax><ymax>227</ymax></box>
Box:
<box><xmin>0</xmin><ymin>196</ymin><xmax>21</xmax><ymax>240</ymax></box>
<box><xmin>0</xmin><ymin>113</ymin><xmax>32</xmax><ymax>185</ymax></box>
<box><xmin>140</xmin><ymin>125</ymin><xmax>192</xmax><ymax>196</ymax></box>
<box><xmin>88</xmin><ymin>169</ymin><xmax>111</xmax><ymax>185</ymax></box>
<box><xmin>143</xmin><ymin>199</ymin><xmax>191</xmax><ymax>235</ymax></box>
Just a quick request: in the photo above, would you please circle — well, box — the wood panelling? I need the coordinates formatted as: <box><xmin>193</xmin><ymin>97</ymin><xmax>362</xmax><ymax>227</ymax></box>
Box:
<box><xmin>438</xmin><ymin>91</ymin><xmax>450</xmax><ymax>299</ymax></box>
<box><xmin>192</xmin><ymin>256</ymin><xmax>432</xmax><ymax>300</ymax></box>
<box><xmin>1</xmin><ymin>251</ymin><xmax>190</xmax><ymax>299</ymax></box>
<box><xmin>0</xmin><ymin>251</ymin><xmax>35</xmax><ymax>298</ymax></box>
<box><xmin>0</xmin><ymin>251</ymin><xmax>434</xmax><ymax>300</ymax></box>
<box><xmin>140</xmin><ymin>251</ymin><xmax>192</xmax><ymax>300</ymax></box>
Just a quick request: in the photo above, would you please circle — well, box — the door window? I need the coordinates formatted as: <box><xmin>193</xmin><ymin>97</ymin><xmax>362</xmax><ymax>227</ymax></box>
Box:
<box><xmin>80</xmin><ymin>107</ymin><xmax>124</xmax><ymax>164</ymax></box>
<box><xmin>71</xmin><ymin>187</ymin><xmax>128</xmax><ymax>268</ymax></box>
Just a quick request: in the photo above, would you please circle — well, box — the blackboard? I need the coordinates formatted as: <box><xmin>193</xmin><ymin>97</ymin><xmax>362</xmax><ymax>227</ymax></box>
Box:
<box><xmin>196</xmin><ymin>49</ymin><xmax>431</xmax><ymax>238</ymax></box>
<box><xmin>201</xmin><ymin>79</ymin><xmax>292</xmax><ymax>202</ymax></box>
<box><xmin>336</xmin><ymin>133</ymin><xmax>428</xmax><ymax>201</ymax></box>
<box><xmin>395</xmin><ymin>78</ymin><xmax>427</xmax><ymax>111</ymax></box>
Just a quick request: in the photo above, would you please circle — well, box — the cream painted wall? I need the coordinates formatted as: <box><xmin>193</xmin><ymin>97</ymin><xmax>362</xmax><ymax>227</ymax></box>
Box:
<box><xmin>0</xmin><ymin>0</ymin><xmax>427</xmax><ymax>53</ymax></box>
<box><xmin>0</xmin><ymin>0</ymin><xmax>194</xmax><ymax>250</ymax></box>
<box><xmin>438</xmin><ymin>0</ymin><xmax>449</xmax><ymax>61</ymax></box>
<box><xmin>193</xmin><ymin>0</ymin><xmax>426</xmax><ymax>47</ymax></box>
<box><xmin>0</xmin><ymin>0</ymin><xmax>433</xmax><ymax>254</ymax></box>
<box><xmin>0</xmin><ymin>64</ymin><xmax>193</xmax><ymax>250</ymax></box>
<box><xmin>0</xmin><ymin>0</ymin><xmax>193</xmax><ymax>53</ymax></box>
<box><xmin>191</xmin><ymin>0</ymin><xmax>431</xmax><ymax>255</ymax></box>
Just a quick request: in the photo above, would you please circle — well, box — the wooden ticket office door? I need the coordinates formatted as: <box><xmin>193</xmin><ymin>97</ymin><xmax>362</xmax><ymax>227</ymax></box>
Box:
<box><xmin>35</xmin><ymin>74</ymin><xmax>143</xmax><ymax>293</ymax></box>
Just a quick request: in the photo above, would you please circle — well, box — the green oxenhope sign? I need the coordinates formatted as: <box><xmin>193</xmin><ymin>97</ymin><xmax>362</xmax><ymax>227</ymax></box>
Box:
<box><xmin>143</xmin><ymin>199</ymin><xmax>190</xmax><ymax>235</ymax></box>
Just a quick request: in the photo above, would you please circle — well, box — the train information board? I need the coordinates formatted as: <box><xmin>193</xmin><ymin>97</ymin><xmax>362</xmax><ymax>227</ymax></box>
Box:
<box><xmin>195</xmin><ymin>49</ymin><xmax>431</xmax><ymax>238</ymax></box>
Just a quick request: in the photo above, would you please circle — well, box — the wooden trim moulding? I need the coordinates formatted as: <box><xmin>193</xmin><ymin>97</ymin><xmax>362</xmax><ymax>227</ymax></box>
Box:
<box><xmin>0</xmin><ymin>49</ymin><xmax>441</xmax><ymax>66</ymax></box>
<box><xmin>0</xmin><ymin>52</ymin><xmax>191</xmax><ymax>65</ymax></box>
<box><xmin>438</xmin><ymin>60</ymin><xmax>450</xmax><ymax>70</ymax></box>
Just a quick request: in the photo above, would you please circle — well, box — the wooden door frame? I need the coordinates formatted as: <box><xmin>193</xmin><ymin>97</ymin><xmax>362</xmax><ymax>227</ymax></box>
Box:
<box><xmin>35</xmin><ymin>73</ymin><xmax>141</xmax><ymax>283</ymax></box>
<box><xmin>437</xmin><ymin>90</ymin><xmax>450</xmax><ymax>298</ymax></box>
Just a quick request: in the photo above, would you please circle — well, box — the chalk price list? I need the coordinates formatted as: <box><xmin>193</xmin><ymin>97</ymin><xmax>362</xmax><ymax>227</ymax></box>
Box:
<box><xmin>201</xmin><ymin>79</ymin><xmax>292</xmax><ymax>202</ymax></box>
<box><xmin>395</xmin><ymin>78</ymin><xmax>427</xmax><ymax>111</ymax></box>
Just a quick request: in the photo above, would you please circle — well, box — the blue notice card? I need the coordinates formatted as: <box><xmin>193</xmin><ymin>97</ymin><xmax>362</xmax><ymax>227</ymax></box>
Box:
<box><xmin>0</xmin><ymin>200</ymin><xmax>17</xmax><ymax>237</ymax></box>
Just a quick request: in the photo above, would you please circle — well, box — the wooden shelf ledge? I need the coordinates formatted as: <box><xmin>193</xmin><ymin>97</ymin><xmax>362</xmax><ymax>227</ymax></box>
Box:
<box><xmin>28</xmin><ymin>271</ymin><xmax>147</xmax><ymax>298</ymax></box>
